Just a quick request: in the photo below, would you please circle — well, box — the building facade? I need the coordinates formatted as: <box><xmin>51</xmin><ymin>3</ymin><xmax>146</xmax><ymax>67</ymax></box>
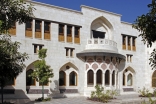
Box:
<box><xmin>3</xmin><ymin>1</ymin><xmax>156</xmax><ymax>98</ymax></box>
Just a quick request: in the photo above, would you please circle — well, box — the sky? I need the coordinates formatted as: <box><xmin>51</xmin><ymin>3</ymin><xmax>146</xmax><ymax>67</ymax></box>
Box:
<box><xmin>34</xmin><ymin>0</ymin><xmax>151</xmax><ymax>23</ymax></box>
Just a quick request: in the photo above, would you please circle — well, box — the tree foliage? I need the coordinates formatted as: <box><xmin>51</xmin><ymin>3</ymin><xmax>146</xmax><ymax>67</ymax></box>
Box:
<box><xmin>30</xmin><ymin>49</ymin><xmax>54</xmax><ymax>99</ymax></box>
<box><xmin>133</xmin><ymin>0</ymin><xmax>156</xmax><ymax>69</ymax></box>
<box><xmin>0</xmin><ymin>0</ymin><xmax>35</xmax><ymax>34</ymax></box>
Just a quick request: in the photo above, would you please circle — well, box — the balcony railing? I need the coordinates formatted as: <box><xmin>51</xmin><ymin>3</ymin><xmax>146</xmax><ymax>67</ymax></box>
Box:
<box><xmin>86</xmin><ymin>38</ymin><xmax>118</xmax><ymax>52</ymax></box>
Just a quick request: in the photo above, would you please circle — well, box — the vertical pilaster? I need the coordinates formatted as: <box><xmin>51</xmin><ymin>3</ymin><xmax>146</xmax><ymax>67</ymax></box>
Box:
<box><xmin>110</xmin><ymin>73</ymin><xmax>112</xmax><ymax>87</ymax></box>
<box><xmin>32</xmin><ymin>19</ymin><xmax>35</xmax><ymax>39</ymax></box>
<box><xmin>42</xmin><ymin>21</ymin><xmax>44</xmax><ymax>40</ymax></box>
<box><xmin>94</xmin><ymin>73</ymin><xmax>96</xmax><ymax>86</ymax></box>
<box><xmin>102</xmin><ymin>73</ymin><xmax>105</xmax><ymax>87</ymax></box>
<box><xmin>66</xmin><ymin>75</ymin><xmax>69</xmax><ymax>87</ymax></box>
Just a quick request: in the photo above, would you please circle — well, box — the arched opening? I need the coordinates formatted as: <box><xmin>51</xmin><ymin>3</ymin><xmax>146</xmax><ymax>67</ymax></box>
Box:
<box><xmin>59</xmin><ymin>71</ymin><xmax>66</xmax><ymax>86</ymax></box>
<box><xmin>127</xmin><ymin>73</ymin><xmax>133</xmax><ymax>86</ymax></box>
<box><xmin>152</xmin><ymin>70</ymin><xmax>156</xmax><ymax>87</ymax></box>
<box><xmin>87</xmin><ymin>70</ymin><xmax>94</xmax><ymax>85</ymax></box>
<box><xmin>105</xmin><ymin>70</ymin><xmax>110</xmax><ymax>85</ymax></box>
<box><xmin>112</xmin><ymin>71</ymin><xmax>115</xmax><ymax>86</ymax></box>
<box><xmin>96</xmin><ymin>70</ymin><xmax>102</xmax><ymax>84</ymax></box>
<box><xmin>69</xmin><ymin>71</ymin><xmax>77</xmax><ymax>86</ymax></box>
<box><xmin>26</xmin><ymin>69</ymin><xmax>35</xmax><ymax>86</ymax></box>
<box><xmin>123</xmin><ymin>73</ymin><xmax>125</xmax><ymax>86</ymax></box>
<box><xmin>90</xmin><ymin>16</ymin><xmax>113</xmax><ymax>39</ymax></box>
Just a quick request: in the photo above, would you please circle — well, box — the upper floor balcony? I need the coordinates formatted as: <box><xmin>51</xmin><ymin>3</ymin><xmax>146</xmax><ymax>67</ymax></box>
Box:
<box><xmin>86</xmin><ymin>38</ymin><xmax>118</xmax><ymax>52</ymax></box>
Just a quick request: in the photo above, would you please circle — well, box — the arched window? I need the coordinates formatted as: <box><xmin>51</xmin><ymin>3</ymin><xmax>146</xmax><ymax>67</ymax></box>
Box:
<box><xmin>123</xmin><ymin>73</ymin><xmax>125</xmax><ymax>86</ymax></box>
<box><xmin>69</xmin><ymin>71</ymin><xmax>77</xmax><ymax>86</ymax></box>
<box><xmin>87</xmin><ymin>70</ymin><xmax>94</xmax><ymax>85</ymax></box>
<box><xmin>112</xmin><ymin>71</ymin><xmax>115</xmax><ymax>85</ymax></box>
<box><xmin>96</xmin><ymin>70</ymin><xmax>102</xmax><ymax>84</ymax></box>
<box><xmin>105</xmin><ymin>70</ymin><xmax>110</xmax><ymax>85</ymax></box>
<box><xmin>59</xmin><ymin>71</ymin><xmax>66</xmax><ymax>86</ymax></box>
<box><xmin>26</xmin><ymin>69</ymin><xmax>35</xmax><ymax>86</ymax></box>
<box><xmin>152</xmin><ymin>70</ymin><xmax>156</xmax><ymax>87</ymax></box>
<box><xmin>127</xmin><ymin>73</ymin><xmax>133</xmax><ymax>86</ymax></box>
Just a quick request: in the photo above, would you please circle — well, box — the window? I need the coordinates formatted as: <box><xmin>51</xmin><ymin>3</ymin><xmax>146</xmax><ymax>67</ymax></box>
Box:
<box><xmin>59</xmin><ymin>24</ymin><xmax>64</xmax><ymax>41</ymax></box>
<box><xmin>87</xmin><ymin>70</ymin><xmax>94</xmax><ymax>84</ymax></box>
<box><xmin>65</xmin><ymin>47</ymin><xmax>75</xmax><ymax>57</ymax></box>
<box><xmin>112</xmin><ymin>71</ymin><xmax>115</xmax><ymax>85</ymax></box>
<box><xmin>9</xmin><ymin>22</ymin><xmax>16</xmax><ymax>35</ymax></box>
<box><xmin>128</xmin><ymin>37</ymin><xmax>131</xmax><ymax>50</ymax></box>
<box><xmin>92</xmin><ymin>30</ymin><xmax>105</xmax><ymax>39</ymax></box>
<box><xmin>75</xmin><ymin>27</ymin><xmax>80</xmax><ymax>38</ymax></box>
<box><xmin>44</xmin><ymin>22</ymin><xmax>50</xmax><ymax>32</ymax></box>
<box><xmin>127</xmin><ymin>73</ymin><xmax>133</xmax><ymax>86</ymax></box>
<box><xmin>32</xmin><ymin>44</ymin><xmax>44</xmax><ymax>53</ymax></box>
<box><xmin>35</xmin><ymin>20</ymin><xmax>41</xmax><ymax>32</ymax></box>
<box><xmin>122</xmin><ymin>35</ymin><xmax>126</xmax><ymax>50</ymax></box>
<box><xmin>59</xmin><ymin>71</ymin><xmax>66</xmax><ymax>86</ymax></box>
<box><xmin>26</xmin><ymin>20</ymin><xmax>32</xmax><ymax>30</ymax></box>
<box><xmin>26</xmin><ymin>69</ymin><xmax>36</xmax><ymax>86</ymax></box>
<box><xmin>152</xmin><ymin>70</ymin><xmax>156</xmax><ymax>87</ymax></box>
<box><xmin>132</xmin><ymin>37</ymin><xmax>136</xmax><ymax>51</ymax></box>
<box><xmin>25</xmin><ymin>20</ymin><xmax>32</xmax><ymax>37</ymax></box>
<box><xmin>123</xmin><ymin>73</ymin><xmax>125</xmax><ymax>86</ymax></box>
<box><xmin>126</xmin><ymin>54</ymin><xmax>133</xmax><ymax>63</ymax></box>
<box><xmin>105</xmin><ymin>70</ymin><xmax>110</xmax><ymax>85</ymax></box>
<box><xmin>96</xmin><ymin>70</ymin><xmax>102</xmax><ymax>84</ymax></box>
<box><xmin>69</xmin><ymin>71</ymin><xmax>77</xmax><ymax>86</ymax></box>
<box><xmin>122</xmin><ymin>34</ymin><xmax>137</xmax><ymax>51</ymax></box>
<box><xmin>59</xmin><ymin>24</ymin><xmax>64</xmax><ymax>35</ymax></box>
<box><xmin>67</xmin><ymin>26</ymin><xmax>72</xmax><ymax>36</ymax></box>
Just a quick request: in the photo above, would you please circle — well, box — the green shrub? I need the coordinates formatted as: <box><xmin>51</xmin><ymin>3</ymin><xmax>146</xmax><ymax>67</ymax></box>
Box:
<box><xmin>35</xmin><ymin>97</ymin><xmax>51</xmax><ymax>102</ymax></box>
<box><xmin>138</xmin><ymin>87</ymin><xmax>150</xmax><ymax>97</ymax></box>
<box><xmin>88</xmin><ymin>85</ymin><xmax>118</xmax><ymax>103</ymax></box>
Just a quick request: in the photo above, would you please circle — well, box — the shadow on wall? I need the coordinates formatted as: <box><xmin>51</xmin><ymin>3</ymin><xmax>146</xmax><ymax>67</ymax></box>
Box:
<box><xmin>49</xmin><ymin>80</ymin><xmax>67</xmax><ymax>99</ymax></box>
<box><xmin>0</xmin><ymin>86</ymin><xmax>36</xmax><ymax>104</ymax></box>
<box><xmin>118</xmin><ymin>59</ymin><xmax>126</xmax><ymax>72</ymax></box>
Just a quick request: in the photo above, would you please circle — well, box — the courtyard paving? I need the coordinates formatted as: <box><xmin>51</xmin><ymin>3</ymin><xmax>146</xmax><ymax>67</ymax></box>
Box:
<box><xmin>0</xmin><ymin>94</ymin><xmax>155</xmax><ymax>104</ymax></box>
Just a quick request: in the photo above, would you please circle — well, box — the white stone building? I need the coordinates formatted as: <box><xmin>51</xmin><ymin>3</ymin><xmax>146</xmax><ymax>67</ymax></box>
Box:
<box><xmin>3</xmin><ymin>0</ymin><xmax>156</xmax><ymax>98</ymax></box>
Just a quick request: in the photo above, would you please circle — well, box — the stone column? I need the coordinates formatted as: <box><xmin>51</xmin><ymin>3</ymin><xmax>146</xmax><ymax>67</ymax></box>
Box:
<box><xmin>126</xmin><ymin>36</ymin><xmax>128</xmax><ymax>50</ymax></box>
<box><xmin>84</xmin><ymin>71</ymin><xmax>88</xmax><ymax>87</ymax></box>
<box><xmin>42</xmin><ymin>21</ymin><xmax>44</xmax><ymax>40</ymax></box>
<box><xmin>114</xmin><ymin>73</ymin><xmax>117</xmax><ymax>89</ymax></box>
<box><xmin>32</xmin><ymin>19</ymin><xmax>35</xmax><ymax>39</ymax></box>
<box><xmin>102</xmin><ymin>73</ymin><xmax>105</xmax><ymax>87</ymax></box>
<box><xmin>66</xmin><ymin>75</ymin><xmax>69</xmax><ymax>87</ymax></box>
<box><xmin>94</xmin><ymin>73</ymin><xmax>96</xmax><ymax>87</ymax></box>
<box><xmin>130</xmin><ymin>37</ymin><xmax>132</xmax><ymax>51</ymax></box>
<box><xmin>64</xmin><ymin>25</ymin><xmax>67</xmax><ymax>43</ymax></box>
<box><xmin>110</xmin><ymin>73</ymin><xmax>112</xmax><ymax>87</ymax></box>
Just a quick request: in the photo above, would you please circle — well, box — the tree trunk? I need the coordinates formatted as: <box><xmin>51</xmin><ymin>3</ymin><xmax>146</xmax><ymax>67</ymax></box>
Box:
<box><xmin>42</xmin><ymin>82</ymin><xmax>44</xmax><ymax>100</ymax></box>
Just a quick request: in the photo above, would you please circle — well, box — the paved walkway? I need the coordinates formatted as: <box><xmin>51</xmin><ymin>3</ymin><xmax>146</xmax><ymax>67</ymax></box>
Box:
<box><xmin>0</xmin><ymin>94</ymin><xmax>155</xmax><ymax>104</ymax></box>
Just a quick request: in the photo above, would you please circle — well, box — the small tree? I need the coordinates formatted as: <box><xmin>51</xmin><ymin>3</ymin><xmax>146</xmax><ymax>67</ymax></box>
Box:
<box><xmin>30</xmin><ymin>49</ymin><xmax>54</xmax><ymax>100</ymax></box>
<box><xmin>0</xmin><ymin>35</ymin><xmax>29</xmax><ymax>103</ymax></box>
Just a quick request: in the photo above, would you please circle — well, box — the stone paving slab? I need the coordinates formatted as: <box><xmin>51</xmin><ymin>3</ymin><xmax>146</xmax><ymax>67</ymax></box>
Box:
<box><xmin>0</xmin><ymin>94</ymin><xmax>155</xmax><ymax>104</ymax></box>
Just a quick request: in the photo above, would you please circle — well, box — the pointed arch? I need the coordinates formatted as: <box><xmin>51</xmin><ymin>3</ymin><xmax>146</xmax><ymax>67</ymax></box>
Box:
<box><xmin>87</xmin><ymin>70</ymin><xmax>94</xmax><ymax>85</ymax></box>
<box><xmin>105</xmin><ymin>70</ymin><xmax>110</xmax><ymax>85</ymax></box>
<box><xmin>59</xmin><ymin>62</ymin><xmax>79</xmax><ymax>71</ymax></box>
<box><xmin>127</xmin><ymin>73</ymin><xmax>133</xmax><ymax>86</ymax></box>
<box><xmin>90</xmin><ymin>16</ymin><xmax>114</xmax><ymax>39</ymax></box>
<box><xmin>96</xmin><ymin>70</ymin><xmax>102</xmax><ymax>84</ymax></box>
<box><xmin>26</xmin><ymin>69</ymin><xmax>36</xmax><ymax>86</ymax></box>
<box><xmin>59</xmin><ymin>71</ymin><xmax>66</xmax><ymax>86</ymax></box>
<box><xmin>112</xmin><ymin>70</ymin><xmax>115</xmax><ymax>85</ymax></box>
<box><xmin>69</xmin><ymin>71</ymin><xmax>77</xmax><ymax>86</ymax></box>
